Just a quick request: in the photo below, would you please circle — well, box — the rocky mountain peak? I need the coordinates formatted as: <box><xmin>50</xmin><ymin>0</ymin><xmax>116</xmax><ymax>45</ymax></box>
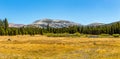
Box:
<box><xmin>30</xmin><ymin>19</ymin><xmax>80</xmax><ymax>28</ymax></box>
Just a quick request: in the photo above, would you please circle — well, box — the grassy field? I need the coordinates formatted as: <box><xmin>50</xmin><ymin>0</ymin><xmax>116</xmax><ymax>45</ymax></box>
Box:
<box><xmin>0</xmin><ymin>35</ymin><xmax>120</xmax><ymax>59</ymax></box>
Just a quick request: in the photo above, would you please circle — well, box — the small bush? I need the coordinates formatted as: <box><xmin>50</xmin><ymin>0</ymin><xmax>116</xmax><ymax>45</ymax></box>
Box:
<box><xmin>46</xmin><ymin>33</ymin><xmax>81</xmax><ymax>37</ymax></box>
<box><xmin>74</xmin><ymin>32</ymin><xmax>81</xmax><ymax>37</ymax></box>
<box><xmin>100</xmin><ymin>34</ymin><xmax>110</xmax><ymax>36</ymax></box>
<box><xmin>112</xmin><ymin>34</ymin><xmax>120</xmax><ymax>38</ymax></box>
<box><xmin>46</xmin><ymin>33</ymin><xmax>68</xmax><ymax>37</ymax></box>
<box><xmin>99</xmin><ymin>34</ymin><xmax>111</xmax><ymax>38</ymax></box>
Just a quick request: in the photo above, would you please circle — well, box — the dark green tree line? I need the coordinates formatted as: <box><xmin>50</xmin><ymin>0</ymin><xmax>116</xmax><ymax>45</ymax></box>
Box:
<box><xmin>0</xmin><ymin>18</ymin><xmax>120</xmax><ymax>36</ymax></box>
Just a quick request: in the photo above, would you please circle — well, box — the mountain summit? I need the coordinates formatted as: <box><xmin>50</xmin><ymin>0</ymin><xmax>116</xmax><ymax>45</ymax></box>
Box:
<box><xmin>87</xmin><ymin>23</ymin><xmax>105</xmax><ymax>26</ymax></box>
<box><xmin>29</xmin><ymin>19</ymin><xmax>80</xmax><ymax>28</ymax></box>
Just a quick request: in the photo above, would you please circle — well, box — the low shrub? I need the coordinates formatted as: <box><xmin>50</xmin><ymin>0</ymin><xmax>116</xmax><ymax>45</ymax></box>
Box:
<box><xmin>46</xmin><ymin>33</ymin><xmax>81</xmax><ymax>37</ymax></box>
<box><xmin>46</xmin><ymin>33</ymin><xmax>68</xmax><ymax>37</ymax></box>
<box><xmin>112</xmin><ymin>34</ymin><xmax>120</xmax><ymax>38</ymax></box>
<box><xmin>74</xmin><ymin>32</ymin><xmax>81</xmax><ymax>37</ymax></box>
<box><xmin>99</xmin><ymin>34</ymin><xmax>111</xmax><ymax>38</ymax></box>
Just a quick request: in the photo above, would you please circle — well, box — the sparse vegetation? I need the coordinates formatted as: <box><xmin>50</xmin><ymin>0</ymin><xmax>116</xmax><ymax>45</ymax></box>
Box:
<box><xmin>99</xmin><ymin>34</ymin><xmax>111</xmax><ymax>38</ymax></box>
<box><xmin>45</xmin><ymin>33</ymin><xmax>81</xmax><ymax>37</ymax></box>
<box><xmin>112</xmin><ymin>34</ymin><xmax>120</xmax><ymax>38</ymax></box>
<box><xmin>0</xmin><ymin>35</ymin><xmax>119</xmax><ymax>59</ymax></box>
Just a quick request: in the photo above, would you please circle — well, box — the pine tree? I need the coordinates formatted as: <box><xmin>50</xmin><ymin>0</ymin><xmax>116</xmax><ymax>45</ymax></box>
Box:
<box><xmin>3</xmin><ymin>18</ymin><xmax>9</xmax><ymax>30</ymax></box>
<box><xmin>0</xmin><ymin>19</ymin><xmax>4</xmax><ymax>27</ymax></box>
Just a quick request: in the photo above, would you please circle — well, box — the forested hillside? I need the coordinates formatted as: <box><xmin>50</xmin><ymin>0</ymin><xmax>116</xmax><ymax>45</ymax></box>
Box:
<box><xmin>0</xmin><ymin>18</ymin><xmax>120</xmax><ymax>36</ymax></box>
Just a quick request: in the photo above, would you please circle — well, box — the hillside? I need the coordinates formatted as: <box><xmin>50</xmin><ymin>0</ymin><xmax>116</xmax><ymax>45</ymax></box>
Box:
<box><xmin>87</xmin><ymin>23</ymin><xmax>105</xmax><ymax>26</ymax></box>
<box><xmin>27</xmin><ymin>19</ymin><xmax>80</xmax><ymax>28</ymax></box>
<box><xmin>9</xmin><ymin>23</ymin><xmax>25</xmax><ymax>28</ymax></box>
<box><xmin>8</xmin><ymin>19</ymin><xmax>120</xmax><ymax>28</ymax></box>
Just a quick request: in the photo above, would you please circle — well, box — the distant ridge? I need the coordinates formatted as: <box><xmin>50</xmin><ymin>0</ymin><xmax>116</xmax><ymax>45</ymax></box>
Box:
<box><xmin>27</xmin><ymin>19</ymin><xmax>81</xmax><ymax>28</ymax></box>
<box><xmin>87</xmin><ymin>23</ymin><xmax>105</xmax><ymax>26</ymax></box>
<box><xmin>9</xmin><ymin>23</ymin><xmax>25</xmax><ymax>28</ymax></box>
<box><xmin>8</xmin><ymin>19</ymin><xmax>120</xmax><ymax>28</ymax></box>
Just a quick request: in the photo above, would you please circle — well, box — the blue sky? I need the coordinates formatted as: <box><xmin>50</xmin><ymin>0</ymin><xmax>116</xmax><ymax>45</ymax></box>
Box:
<box><xmin>0</xmin><ymin>0</ymin><xmax>120</xmax><ymax>25</ymax></box>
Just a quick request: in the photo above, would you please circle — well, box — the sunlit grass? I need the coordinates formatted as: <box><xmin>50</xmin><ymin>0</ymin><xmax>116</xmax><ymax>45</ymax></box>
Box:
<box><xmin>0</xmin><ymin>35</ymin><xmax>119</xmax><ymax>59</ymax></box>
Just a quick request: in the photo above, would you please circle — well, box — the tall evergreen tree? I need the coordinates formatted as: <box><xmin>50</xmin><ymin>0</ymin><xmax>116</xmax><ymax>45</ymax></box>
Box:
<box><xmin>3</xmin><ymin>18</ymin><xmax>9</xmax><ymax>30</ymax></box>
<box><xmin>0</xmin><ymin>19</ymin><xmax>4</xmax><ymax>27</ymax></box>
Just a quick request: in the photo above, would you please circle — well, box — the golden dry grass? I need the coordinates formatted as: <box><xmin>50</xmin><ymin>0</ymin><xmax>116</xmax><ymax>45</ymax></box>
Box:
<box><xmin>0</xmin><ymin>35</ymin><xmax>120</xmax><ymax>59</ymax></box>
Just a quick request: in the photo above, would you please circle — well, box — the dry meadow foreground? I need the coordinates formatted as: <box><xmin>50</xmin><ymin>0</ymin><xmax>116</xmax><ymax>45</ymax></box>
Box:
<box><xmin>0</xmin><ymin>35</ymin><xmax>120</xmax><ymax>59</ymax></box>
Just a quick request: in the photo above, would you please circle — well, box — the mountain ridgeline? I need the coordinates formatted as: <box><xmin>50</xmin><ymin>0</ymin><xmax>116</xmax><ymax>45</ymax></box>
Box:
<box><xmin>0</xmin><ymin>18</ymin><xmax>120</xmax><ymax>36</ymax></box>
<box><xmin>26</xmin><ymin>19</ymin><xmax>80</xmax><ymax>28</ymax></box>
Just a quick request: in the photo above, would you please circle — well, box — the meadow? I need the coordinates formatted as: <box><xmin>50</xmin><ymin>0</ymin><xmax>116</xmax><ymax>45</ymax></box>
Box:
<box><xmin>0</xmin><ymin>35</ymin><xmax>120</xmax><ymax>59</ymax></box>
